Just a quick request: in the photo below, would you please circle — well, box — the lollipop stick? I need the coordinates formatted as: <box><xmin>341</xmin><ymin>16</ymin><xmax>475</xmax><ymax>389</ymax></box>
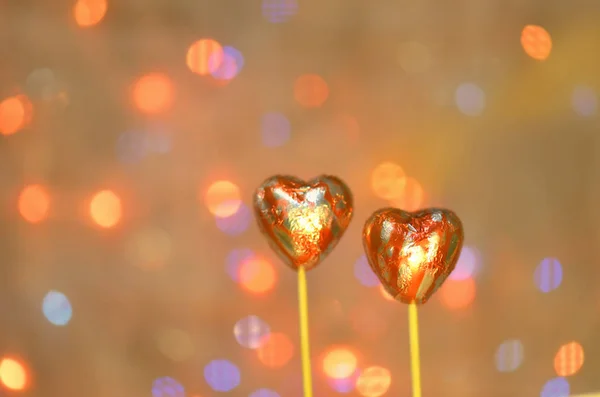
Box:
<box><xmin>298</xmin><ymin>266</ymin><xmax>314</xmax><ymax>397</ymax></box>
<box><xmin>408</xmin><ymin>302</ymin><xmax>422</xmax><ymax>397</ymax></box>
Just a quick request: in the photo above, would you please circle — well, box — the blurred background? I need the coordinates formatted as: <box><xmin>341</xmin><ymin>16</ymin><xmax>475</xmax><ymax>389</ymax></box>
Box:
<box><xmin>0</xmin><ymin>0</ymin><xmax>599</xmax><ymax>396</ymax></box>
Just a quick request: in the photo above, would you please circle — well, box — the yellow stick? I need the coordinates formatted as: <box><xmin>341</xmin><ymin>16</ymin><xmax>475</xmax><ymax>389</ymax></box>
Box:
<box><xmin>298</xmin><ymin>266</ymin><xmax>313</xmax><ymax>397</ymax></box>
<box><xmin>408</xmin><ymin>302</ymin><xmax>422</xmax><ymax>397</ymax></box>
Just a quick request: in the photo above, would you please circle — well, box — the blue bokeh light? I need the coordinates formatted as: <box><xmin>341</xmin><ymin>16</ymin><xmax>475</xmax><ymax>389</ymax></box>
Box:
<box><xmin>215</xmin><ymin>203</ymin><xmax>251</xmax><ymax>236</ymax></box>
<box><xmin>262</xmin><ymin>0</ymin><xmax>298</xmax><ymax>23</ymax></box>
<box><xmin>455</xmin><ymin>83</ymin><xmax>486</xmax><ymax>116</ymax></box>
<box><xmin>152</xmin><ymin>377</ymin><xmax>185</xmax><ymax>397</ymax></box>
<box><xmin>534</xmin><ymin>257</ymin><xmax>563</xmax><ymax>293</ymax></box>
<box><xmin>353</xmin><ymin>255</ymin><xmax>379</xmax><ymax>287</ymax></box>
<box><xmin>234</xmin><ymin>315</ymin><xmax>271</xmax><ymax>349</ymax></box>
<box><xmin>204</xmin><ymin>359</ymin><xmax>241</xmax><ymax>392</ymax></box>
<box><xmin>327</xmin><ymin>373</ymin><xmax>358</xmax><ymax>394</ymax></box>
<box><xmin>224</xmin><ymin>46</ymin><xmax>245</xmax><ymax>72</ymax></box>
<box><xmin>42</xmin><ymin>290</ymin><xmax>73</xmax><ymax>326</ymax></box>
<box><xmin>225</xmin><ymin>248</ymin><xmax>256</xmax><ymax>282</ymax></box>
<box><xmin>261</xmin><ymin>112</ymin><xmax>291</xmax><ymax>148</ymax></box>
<box><xmin>494</xmin><ymin>339</ymin><xmax>524</xmax><ymax>372</ymax></box>
<box><xmin>449</xmin><ymin>246</ymin><xmax>480</xmax><ymax>280</ymax></box>
<box><xmin>571</xmin><ymin>85</ymin><xmax>597</xmax><ymax>117</ymax></box>
<box><xmin>540</xmin><ymin>377</ymin><xmax>569</xmax><ymax>397</ymax></box>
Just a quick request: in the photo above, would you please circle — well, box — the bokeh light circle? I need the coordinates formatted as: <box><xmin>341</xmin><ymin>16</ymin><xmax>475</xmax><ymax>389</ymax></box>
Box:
<box><xmin>25</xmin><ymin>68</ymin><xmax>59</xmax><ymax>100</ymax></box>
<box><xmin>571</xmin><ymin>86</ymin><xmax>597</xmax><ymax>117</ymax></box>
<box><xmin>455</xmin><ymin>83</ymin><xmax>486</xmax><ymax>116</ymax></box>
<box><xmin>534</xmin><ymin>257</ymin><xmax>563</xmax><ymax>293</ymax></box>
<box><xmin>18</xmin><ymin>184</ymin><xmax>50</xmax><ymax>224</ymax></box>
<box><xmin>152</xmin><ymin>377</ymin><xmax>185</xmax><ymax>397</ymax></box>
<box><xmin>73</xmin><ymin>0</ymin><xmax>107</xmax><ymax>27</ymax></box>
<box><xmin>540</xmin><ymin>377</ymin><xmax>569</xmax><ymax>397</ymax></box>
<box><xmin>494</xmin><ymin>339</ymin><xmax>524</xmax><ymax>372</ymax></box>
<box><xmin>262</xmin><ymin>0</ymin><xmax>298</xmax><ymax>23</ymax></box>
<box><xmin>187</xmin><ymin>39</ymin><xmax>223</xmax><ymax>76</ymax></box>
<box><xmin>132</xmin><ymin>73</ymin><xmax>174</xmax><ymax>114</ymax></box>
<box><xmin>42</xmin><ymin>290</ymin><xmax>72</xmax><ymax>326</ymax></box>
<box><xmin>322</xmin><ymin>348</ymin><xmax>358</xmax><ymax>379</ymax></box>
<box><xmin>225</xmin><ymin>248</ymin><xmax>256</xmax><ymax>282</ymax></box>
<box><xmin>294</xmin><ymin>74</ymin><xmax>329</xmax><ymax>108</ymax></box>
<box><xmin>239</xmin><ymin>257</ymin><xmax>276</xmax><ymax>294</ymax></box>
<box><xmin>233</xmin><ymin>315</ymin><xmax>271</xmax><ymax>349</ymax></box>
<box><xmin>0</xmin><ymin>358</ymin><xmax>28</xmax><ymax>390</ymax></box>
<box><xmin>261</xmin><ymin>112</ymin><xmax>291</xmax><ymax>148</ymax></box>
<box><xmin>257</xmin><ymin>332</ymin><xmax>294</xmax><ymax>368</ymax></box>
<box><xmin>223</xmin><ymin>46</ymin><xmax>245</xmax><ymax>71</ymax></box>
<box><xmin>0</xmin><ymin>96</ymin><xmax>28</xmax><ymax>136</ymax></box>
<box><xmin>204</xmin><ymin>359</ymin><xmax>241</xmax><ymax>392</ymax></box>
<box><xmin>355</xmin><ymin>366</ymin><xmax>391</xmax><ymax>397</ymax></box>
<box><xmin>329</xmin><ymin>375</ymin><xmax>357</xmax><ymax>394</ymax></box>
<box><xmin>371</xmin><ymin>162</ymin><xmax>406</xmax><ymax>201</ymax></box>
<box><xmin>449</xmin><ymin>246</ymin><xmax>480</xmax><ymax>280</ymax></box>
<box><xmin>204</xmin><ymin>180</ymin><xmax>242</xmax><ymax>218</ymax></box>
<box><xmin>390</xmin><ymin>177</ymin><xmax>424</xmax><ymax>212</ymax></box>
<box><xmin>521</xmin><ymin>25</ymin><xmax>552</xmax><ymax>61</ymax></box>
<box><xmin>438</xmin><ymin>277</ymin><xmax>476</xmax><ymax>310</ymax></box>
<box><xmin>215</xmin><ymin>202</ymin><xmax>252</xmax><ymax>236</ymax></box>
<box><xmin>354</xmin><ymin>255</ymin><xmax>380</xmax><ymax>287</ymax></box>
<box><xmin>90</xmin><ymin>189</ymin><xmax>122</xmax><ymax>228</ymax></box>
<box><xmin>553</xmin><ymin>341</ymin><xmax>584</xmax><ymax>377</ymax></box>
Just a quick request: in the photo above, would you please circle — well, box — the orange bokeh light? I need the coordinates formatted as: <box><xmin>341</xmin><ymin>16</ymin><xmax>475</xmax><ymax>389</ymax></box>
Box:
<box><xmin>0</xmin><ymin>96</ymin><xmax>31</xmax><ymax>136</ymax></box>
<box><xmin>256</xmin><ymin>332</ymin><xmax>294</xmax><ymax>368</ymax></box>
<box><xmin>521</xmin><ymin>25</ymin><xmax>552</xmax><ymax>61</ymax></box>
<box><xmin>371</xmin><ymin>162</ymin><xmax>406</xmax><ymax>201</ymax></box>
<box><xmin>294</xmin><ymin>74</ymin><xmax>329</xmax><ymax>108</ymax></box>
<box><xmin>73</xmin><ymin>0</ymin><xmax>107</xmax><ymax>27</ymax></box>
<box><xmin>0</xmin><ymin>358</ymin><xmax>28</xmax><ymax>391</ymax></box>
<box><xmin>390</xmin><ymin>177</ymin><xmax>424</xmax><ymax>212</ymax></box>
<box><xmin>322</xmin><ymin>347</ymin><xmax>358</xmax><ymax>379</ymax></box>
<box><xmin>89</xmin><ymin>189</ymin><xmax>122</xmax><ymax>228</ymax></box>
<box><xmin>554</xmin><ymin>341</ymin><xmax>584</xmax><ymax>377</ymax></box>
<box><xmin>355</xmin><ymin>366</ymin><xmax>392</xmax><ymax>397</ymax></box>
<box><xmin>239</xmin><ymin>257</ymin><xmax>276</xmax><ymax>294</ymax></box>
<box><xmin>186</xmin><ymin>39</ymin><xmax>224</xmax><ymax>76</ymax></box>
<box><xmin>18</xmin><ymin>184</ymin><xmax>50</xmax><ymax>224</ymax></box>
<box><xmin>204</xmin><ymin>180</ymin><xmax>242</xmax><ymax>218</ymax></box>
<box><xmin>132</xmin><ymin>73</ymin><xmax>174</xmax><ymax>115</ymax></box>
<box><xmin>438</xmin><ymin>277</ymin><xmax>476</xmax><ymax>310</ymax></box>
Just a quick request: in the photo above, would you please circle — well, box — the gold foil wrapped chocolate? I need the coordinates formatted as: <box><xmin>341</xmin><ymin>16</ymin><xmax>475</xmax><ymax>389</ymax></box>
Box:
<box><xmin>253</xmin><ymin>175</ymin><xmax>354</xmax><ymax>271</ymax></box>
<box><xmin>363</xmin><ymin>208</ymin><xmax>464</xmax><ymax>304</ymax></box>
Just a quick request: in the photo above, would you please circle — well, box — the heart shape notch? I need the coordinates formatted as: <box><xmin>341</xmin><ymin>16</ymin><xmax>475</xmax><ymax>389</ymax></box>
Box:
<box><xmin>253</xmin><ymin>175</ymin><xmax>354</xmax><ymax>271</ymax></box>
<box><xmin>363</xmin><ymin>207</ymin><xmax>464</xmax><ymax>304</ymax></box>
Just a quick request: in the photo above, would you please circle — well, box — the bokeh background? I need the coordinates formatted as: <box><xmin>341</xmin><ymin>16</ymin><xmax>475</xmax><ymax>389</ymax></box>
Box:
<box><xmin>1</xmin><ymin>0</ymin><xmax>599</xmax><ymax>396</ymax></box>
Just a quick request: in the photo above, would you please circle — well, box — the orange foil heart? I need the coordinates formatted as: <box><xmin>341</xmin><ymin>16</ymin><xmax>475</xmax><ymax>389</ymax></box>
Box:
<box><xmin>363</xmin><ymin>208</ymin><xmax>464</xmax><ymax>304</ymax></box>
<box><xmin>253</xmin><ymin>175</ymin><xmax>354</xmax><ymax>271</ymax></box>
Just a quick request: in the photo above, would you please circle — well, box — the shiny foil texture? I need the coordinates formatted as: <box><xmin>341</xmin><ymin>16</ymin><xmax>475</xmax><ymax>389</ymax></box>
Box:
<box><xmin>363</xmin><ymin>208</ymin><xmax>464</xmax><ymax>304</ymax></box>
<box><xmin>253</xmin><ymin>175</ymin><xmax>354</xmax><ymax>271</ymax></box>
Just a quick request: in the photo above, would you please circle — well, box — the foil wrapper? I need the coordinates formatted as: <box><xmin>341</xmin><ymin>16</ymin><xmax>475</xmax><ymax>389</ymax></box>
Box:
<box><xmin>253</xmin><ymin>175</ymin><xmax>354</xmax><ymax>271</ymax></box>
<box><xmin>363</xmin><ymin>207</ymin><xmax>464</xmax><ymax>304</ymax></box>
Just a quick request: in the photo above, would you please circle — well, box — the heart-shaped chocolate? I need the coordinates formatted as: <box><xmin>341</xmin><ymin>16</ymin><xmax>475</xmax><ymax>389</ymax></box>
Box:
<box><xmin>253</xmin><ymin>175</ymin><xmax>354</xmax><ymax>271</ymax></box>
<box><xmin>363</xmin><ymin>208</ymin><xmax>464</xmax><ymax>304</ymax></box>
